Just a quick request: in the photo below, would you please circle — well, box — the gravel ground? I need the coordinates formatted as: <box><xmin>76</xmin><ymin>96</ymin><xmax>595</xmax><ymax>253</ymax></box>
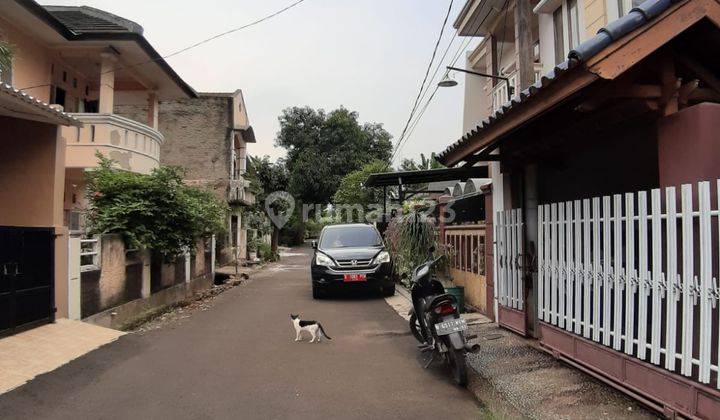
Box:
<box><xmin>465</xmin><ymin>323</ymin><xmax>660</xmax><ymax>419</ymax></box>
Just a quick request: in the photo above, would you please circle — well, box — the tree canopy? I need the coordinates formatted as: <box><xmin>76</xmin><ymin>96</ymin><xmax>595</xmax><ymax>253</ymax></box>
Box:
<box><xmin>246</xmin><ymin>155</ymin><xmax>291</xmax><ymax>253</ymax></box>
<box><xmin>333</xmin><ymin>159</ymin><xmax>389</xmax><ymax>212</ymax></box>
<box><xmin>399</xmin><ymin>152</ymin><xmax>444</xmax><ymax>172</ymax></box>
<box><xmin>276</xmin><ymin>106</ymin><xmax>393</xmax><ymax>204</ymax></box>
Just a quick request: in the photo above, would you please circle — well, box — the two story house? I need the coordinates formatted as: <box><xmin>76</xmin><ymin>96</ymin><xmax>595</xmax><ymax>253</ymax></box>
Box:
<box><xmin>0</xmin><ymin>1</ymin><xmax>197</xmax><ymax>232</ymax></box>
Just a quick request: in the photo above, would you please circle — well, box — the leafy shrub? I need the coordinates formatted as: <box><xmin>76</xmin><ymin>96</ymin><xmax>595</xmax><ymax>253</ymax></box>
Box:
<box><xmin>258</xmin><ymin>242</ymin><xmax>278</xmax><ymax>262</ymax></box>
<box><xmin>85</xmin><ymin>154</ymin><xmax>228</xmax><ymax>259</ymax></box>
<box><xmin>279</xmin><ymin>212</ymin><xmax>305</xmax><ymax>246</ymax></box>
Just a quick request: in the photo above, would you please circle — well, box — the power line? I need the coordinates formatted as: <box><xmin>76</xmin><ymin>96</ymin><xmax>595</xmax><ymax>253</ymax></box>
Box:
<box><xmin>101</xmin><ymin>0</ymin><xmax>308</xmax><ymax>75</ymax></box>
<box><xmin>391</xmin><ymin>33</ymin><xmax>460</xmax><ymax>167</ymax></box>
<box><xmin>393</xmin><ymin>0</ymin><xmax>510</xmax><ymax>163</ymax></box>
<box><xmin>388</xmin><ymin>0</ymin><xmax>454</xmax><ymax>169</ymax></box>
<box><xmin>17</xmin><ymin>0</ymin><xmax>310</xmax><ymax>92</ymax></box>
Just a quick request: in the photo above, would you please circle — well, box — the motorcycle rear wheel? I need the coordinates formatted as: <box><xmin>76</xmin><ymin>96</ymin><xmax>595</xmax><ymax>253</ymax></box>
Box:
<box><xmin>408</xmin><ymin>312</ymin><xmax>424</xmax><ymax>343</ymax></box>
<box><xmin>447</xmin><ymin>347</ymin><xmax>468</xmax><ymax>387</ymax></box>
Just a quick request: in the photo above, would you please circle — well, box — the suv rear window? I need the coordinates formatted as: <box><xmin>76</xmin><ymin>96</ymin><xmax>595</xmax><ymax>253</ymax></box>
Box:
<box><xmin>320</xmin><ymin>226</ymin><xmax>382</xmax><ymax>249</ymax></box>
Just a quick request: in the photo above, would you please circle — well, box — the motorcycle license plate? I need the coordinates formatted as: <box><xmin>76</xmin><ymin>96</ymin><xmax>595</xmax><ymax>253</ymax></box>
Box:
<box><xmin>434</xmin><ymin>318</ymin><xmax>467</xmax><ymax>336</ymax></box>
<box><xmin>343</xmin><ymin>273</ymin><xmax>366</xmax><ymax>282</ymax></box>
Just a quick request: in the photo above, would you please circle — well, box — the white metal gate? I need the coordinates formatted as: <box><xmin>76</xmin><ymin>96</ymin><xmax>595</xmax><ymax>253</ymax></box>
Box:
<box><xmin>495</xmin><ymin>209</ymin><xmax>524</xmax><ymax>310</ymax></box>
<box><xmin>538</xmin><ymin>180</ymin><xmax>720</xmax><ymax>389</ymax></box>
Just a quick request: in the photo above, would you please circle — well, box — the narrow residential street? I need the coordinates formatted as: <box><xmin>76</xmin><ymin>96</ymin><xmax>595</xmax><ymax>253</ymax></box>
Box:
<box><xmin>0</xmin><ymin>246</ymin><xmax>481</xmax><ymax>419</ymax></box>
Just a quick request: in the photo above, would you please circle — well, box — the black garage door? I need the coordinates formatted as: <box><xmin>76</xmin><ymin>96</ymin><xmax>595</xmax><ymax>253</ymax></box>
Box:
<box><xmin>0</xmin><ymin>226</ymin><xmax>55</xmax><ymax>337</ymax></box>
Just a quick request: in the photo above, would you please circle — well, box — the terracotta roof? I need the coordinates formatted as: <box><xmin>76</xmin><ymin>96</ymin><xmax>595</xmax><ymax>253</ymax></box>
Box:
<box><xmin>438</xmin><ymin>0</ymin><xmax>683</xmax><ymax>165</ymax></box>
<box><xmin>0</xmin><ymin>83</ymin><xmax>81</xmax><ymax>126</ymax></box>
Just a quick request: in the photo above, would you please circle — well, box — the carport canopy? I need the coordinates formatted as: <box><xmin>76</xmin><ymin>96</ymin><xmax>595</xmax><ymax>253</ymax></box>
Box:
<box><xmin>365</xmin><ymin>166</ymin><xmax>488</xmax><ymax>188</ymax></box>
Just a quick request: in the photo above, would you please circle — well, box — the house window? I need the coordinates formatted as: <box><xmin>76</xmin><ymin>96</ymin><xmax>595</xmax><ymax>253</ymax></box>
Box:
<box><xmin>52</xmin><ymin>86</ymin><xmax>66</xmax><ymax>108</ymax></box>
<box><xmin>553</xmin><ymin>8</ymin><xmax>565</xmax><ymax>64</ymax></box>
<box><xmin>610</xmin><ymin>0</ymin><xmax>645</xmax><ymax>19</ymax></box>
<box><xmin>80</xmin><ymin>237</ymin><xmax>101</xmax><ymax>271</ymax></box>
<box><xmin>567</xmin><ymin>0</ymin><xmax>580</xmax><ymax>51</ymax></box>
<box><xmin>550</xmin><ymin>0</ymin><xmax>581</xmax><ymax>65</ymax></box>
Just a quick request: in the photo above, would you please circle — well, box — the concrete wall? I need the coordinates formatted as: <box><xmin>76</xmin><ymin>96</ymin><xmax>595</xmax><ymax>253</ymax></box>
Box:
<box><xmin>79</xmin><ymin>235</ymin><xmax>213</xmax><ymax>319</ymax></box>
<box><xmin>0</xmin><ymin>17</ymin><xmax>95</xmax><ymax>108</ymax></box>
<box><xmin>584</xmin><ymin>0</ymin><xmax>608</xmax><ymax>38</ymax></box>
<box><xmin>84</xmin><ymin>273</ymin><xmax>214</xmax><ymax>330</ymax></box>
<box><xmin>80</xmin><ymin>234</ymin><xmax>143</xmax><ymax>318</ymax></box>
<box><xmin>0</xmin><ymin>117</ymin><xmax>65</xmax><ymax>227</ymax></box>
<box><xmin>537</xmin><ymin>119</ymin><xmax>659</xmax><ymax>204</ymax></box>
<box><xmin>658</xmin><ymin>103</ymin><xmax>720</xmax><ymax>188</ymax></box>
<box><xmin>0</xmin><ymin>116</ymin><xmax>69</xmax><ymax>317</ymax></box>
<box><xmin>0</xmin><ymin>17</ymin><xmax>53</xmax><ymax>102</ymax></box>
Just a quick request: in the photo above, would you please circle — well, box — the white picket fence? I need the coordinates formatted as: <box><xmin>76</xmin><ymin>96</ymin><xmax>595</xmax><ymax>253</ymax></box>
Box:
<box><xmin>495</xmin><ymin>209</ymin><xmax>524</xmax><ymax>310</ymax></box>
<box><xmin>538</xmin><ymin>180</ymin><xmax>720</xmax><ymax>389</ymax></box>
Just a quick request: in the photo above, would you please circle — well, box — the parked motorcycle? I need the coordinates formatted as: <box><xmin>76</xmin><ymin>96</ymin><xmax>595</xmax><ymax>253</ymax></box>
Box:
<box><xmin>407</xmin><ymin>249</ymin><xmax>479</xmax><ymax>387</ymax></box>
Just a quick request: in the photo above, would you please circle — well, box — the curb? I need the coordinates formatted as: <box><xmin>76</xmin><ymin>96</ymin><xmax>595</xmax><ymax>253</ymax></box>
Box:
<box><xmin>396</xmin><ymin>284</ymin><xmax>412</xmax><ymax>302</ymax></box>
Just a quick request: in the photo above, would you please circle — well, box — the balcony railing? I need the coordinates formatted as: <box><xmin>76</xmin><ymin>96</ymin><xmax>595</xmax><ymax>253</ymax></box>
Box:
<box><xmin>61</xmin><ymin>113</ymin><xmax>164</xmax><ymax>174</ymax></box>
<box><xmin>491</xmin><ymin>72</ymin><xmax>517</xmax><ymax>113</ymax></box>
<box><xmin>229</xmin><ymin>179</ymin><xmax>255</xmax><ymax>205</ymax></box>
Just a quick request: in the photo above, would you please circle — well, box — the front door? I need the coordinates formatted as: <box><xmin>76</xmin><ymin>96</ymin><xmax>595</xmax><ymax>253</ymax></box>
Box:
<box><xmin>0</xmin><ymin>227</ymin><xmax>55</xmax><ymax>337</ymax></box>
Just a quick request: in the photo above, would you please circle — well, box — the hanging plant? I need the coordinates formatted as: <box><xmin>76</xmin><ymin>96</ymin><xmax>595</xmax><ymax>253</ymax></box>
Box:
<box><xmin>384</xmin><ymin>212</ymin><xmax>453</xmax><ymax>286</ymax></box>
<box><xmin>0</xmin><ymin>41</ymin><xmax>14</xmax><ymax>80</ymax></box>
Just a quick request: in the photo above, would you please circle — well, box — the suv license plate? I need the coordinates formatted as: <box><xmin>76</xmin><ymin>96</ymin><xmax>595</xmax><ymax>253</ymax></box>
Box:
<box><xmin>343</xmin><ymin>273</ymin><xmax>366</xmax><ymax>282</ymax></box>
<box><xmin>434</xmin><ymin>318</ymin><xmax>467</xmax><ymax>336</ymax></box>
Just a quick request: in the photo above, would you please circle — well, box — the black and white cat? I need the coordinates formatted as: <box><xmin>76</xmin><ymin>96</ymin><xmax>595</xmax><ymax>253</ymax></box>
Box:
<box><xmin>290</xmin><ymin>314</ymin><xmax>332</xmax><ymax>343</ymax></box>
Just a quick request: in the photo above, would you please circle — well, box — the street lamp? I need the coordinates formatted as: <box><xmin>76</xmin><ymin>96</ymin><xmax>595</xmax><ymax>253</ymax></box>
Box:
<box><xmin>438</xmin><ymin>74</ymin><xmax>458</xmax><ymax>87</ymax></box>
<box><xmin>438</xmin><ymin>66</ymin><xmax>514</xmax><ymax>97</ymax></box>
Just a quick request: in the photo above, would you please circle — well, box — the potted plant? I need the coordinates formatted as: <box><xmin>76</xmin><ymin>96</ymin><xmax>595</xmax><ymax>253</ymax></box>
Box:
<box><xmin>247</xmin><ymin>236</ymin><xmax>261</xmax><ymax>261</ymax></box>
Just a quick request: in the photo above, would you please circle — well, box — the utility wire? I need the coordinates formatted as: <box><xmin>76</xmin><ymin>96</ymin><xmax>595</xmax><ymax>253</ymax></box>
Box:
<box><xmin>18</xmin><ymin>0</ymin><xmax>309</xmax><ymax>91</ymax></box>
<box><xmin>388</xmin><ymin>0</ymin><xmax>454</xmax><ymax>170</ymax></box>
<box><xmin>393</xmin><ymin>0</ymin><xmax>510</xmax><ymax>163</ymax></box>
<box><xmin>105</xmin><ymin>0</ymin><xmax>308</xmax><ymax>75</ymax></box>
<box><xmin>391</xmin><ymin>35</ymin><xmax>460</xmax><ymax>167</ymax></box>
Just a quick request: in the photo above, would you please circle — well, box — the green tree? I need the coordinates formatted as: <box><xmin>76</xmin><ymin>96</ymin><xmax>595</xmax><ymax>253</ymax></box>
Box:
<box><xmin>399</xmin><ymin>152</ymin><xmax>445</xmax><ymax>171</ymax></box>
<box><xmin>85</xmin><ymin>155</ymin><xmax>227</xmax><ymax>259</ymax></box>
<box><xmin>333</xmin><ymin>160</ymin><xmax>389</xmax><ymax>222</ymax></box>
<box><xmin>276</xmin><ymin>106</ymin><xmax>393</xmax><ymax>205</ymax></box>
<box><xmin>246</xmin><ymin>155</ymin><xmax>290</xmax><ymax>255</ymax></box>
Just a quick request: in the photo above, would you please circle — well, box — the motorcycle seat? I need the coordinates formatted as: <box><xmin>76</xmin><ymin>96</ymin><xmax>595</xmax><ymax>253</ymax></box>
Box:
<box><xmin>427</xmin><ymin>293</ymin><xmax>457</xmax><ymax>309</ymax></box>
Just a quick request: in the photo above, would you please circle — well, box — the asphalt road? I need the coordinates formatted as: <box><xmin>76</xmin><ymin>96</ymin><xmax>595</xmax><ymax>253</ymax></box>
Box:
<box><xmin>0</xmin><ymin>246</ymin><xmax>481</xmax><ymax>419</ymax></box>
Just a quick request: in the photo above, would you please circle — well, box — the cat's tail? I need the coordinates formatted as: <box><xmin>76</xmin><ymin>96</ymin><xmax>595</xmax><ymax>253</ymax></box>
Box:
<box><xmin>319</xmin><ymin>323</ymin><xmax>332</xmax><ymax>340</ymax></box>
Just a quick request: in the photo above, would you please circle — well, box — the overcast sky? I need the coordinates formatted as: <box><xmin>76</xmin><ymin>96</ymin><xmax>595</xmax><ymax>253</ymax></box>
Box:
<box><xmin>46</xmin><ymin>0</ymin><xmax>476</xmax><ymax>165</ymax></box>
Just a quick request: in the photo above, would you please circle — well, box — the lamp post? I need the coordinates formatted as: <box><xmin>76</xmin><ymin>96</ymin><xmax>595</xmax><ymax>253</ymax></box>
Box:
<box><xmin>439</xmin><ymin>66</ymin><xmax>514</xmax><ymax>97</ymax></box>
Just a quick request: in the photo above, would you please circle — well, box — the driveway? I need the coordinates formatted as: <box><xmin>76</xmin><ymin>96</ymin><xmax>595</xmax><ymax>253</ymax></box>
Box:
<box><xmin>0</xmin><ymin>245</ymin><xmax>481</xmax><ymax>419</ymax></box>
